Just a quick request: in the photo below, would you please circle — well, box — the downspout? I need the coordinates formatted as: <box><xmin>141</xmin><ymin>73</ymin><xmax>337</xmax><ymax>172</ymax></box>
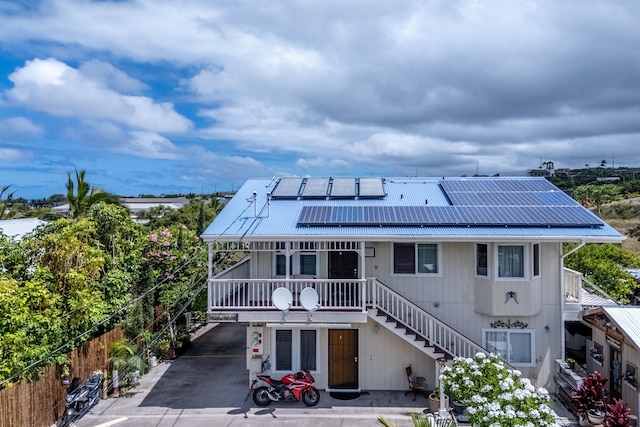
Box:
<box><xmin>208</xmin><ymin>242</ymin><xmax>213</xmax><ymax>313</ymax></box>
<box><xmin>560</xmin><ymin>239</ymin><xmax>587</xmax><ymax>360</ymax></box>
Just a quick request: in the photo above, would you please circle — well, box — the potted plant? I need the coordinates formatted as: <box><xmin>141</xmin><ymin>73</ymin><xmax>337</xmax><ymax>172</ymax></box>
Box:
<box><xmin>428</xmin><ymin>388</ymin><xmax>449</xmax><ymax>414</ymax></box>
<box><xmin>571</xmin><ymin>370</ymin><xmax>608</xmax><ymax>425</ymax></box>
<box><xmin>567</xmin><ymin>358</ymin><xmax>576</xmax><ymax>369</ymax></box>
<box><xmin>605</xmin><ymin>399</ymin><xmax>631</xmax><ymax>427</ymax></box>
<box><xmin>109</xmin><ymin>339</ymin><xmax>149</xmax><ymax>397</ymax></box>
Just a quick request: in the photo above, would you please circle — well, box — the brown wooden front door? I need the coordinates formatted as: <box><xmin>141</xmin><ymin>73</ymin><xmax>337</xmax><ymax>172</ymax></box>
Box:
<box><xmin>328</xmin><ymin>329</ymin><xmax>359</xmax><ymax>389</ymax></box>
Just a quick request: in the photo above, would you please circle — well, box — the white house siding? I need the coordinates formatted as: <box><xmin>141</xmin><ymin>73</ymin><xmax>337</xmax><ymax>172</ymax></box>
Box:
<box><xmin>246</xmin><ymin>320</ymin><xmax>435</xmax><ymax>391</ymax></box>
<box><xmin>239</xmin><ymin>240</ymin><xmax>563</xmax><ymax>390</ymax></box>
<box><xmin>363</xmin><ymin>240</ymin><xmax>563</xmax><ymax>389</ymax></box>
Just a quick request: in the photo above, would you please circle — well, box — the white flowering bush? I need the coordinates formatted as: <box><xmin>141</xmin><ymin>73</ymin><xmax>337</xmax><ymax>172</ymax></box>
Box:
<box><xmin>441</xmin><ymin>353</ymin><xmax>555</xmax><ymax>427</ymax></box>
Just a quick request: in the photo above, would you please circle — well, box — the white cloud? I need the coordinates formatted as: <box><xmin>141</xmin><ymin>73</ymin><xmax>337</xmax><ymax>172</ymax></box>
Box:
<box><xmin>0</xmin><ymin>117</ymin><xmax>43</xmax><ymax>137</ymax></box>
<box><xmin>0</xmin><ymin>147</ymin><xmax>32</xmax><ymax>161</ymax></box>
<box><xmin>7</xmin><ymin>58</ymin><xmax>192</xmax><ymax>133</ymax></box>
<box><xmin>122</xmin><ymin>131</ymin><xmax>183</xmax><ymax>160</ymax></box>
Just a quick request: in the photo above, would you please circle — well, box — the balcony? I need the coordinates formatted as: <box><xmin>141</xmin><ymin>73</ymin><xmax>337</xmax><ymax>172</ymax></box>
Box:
<box><xmin>208</xmin><ymin>278</ymin><xmax>369</xmax><ymax>323</ymax></box>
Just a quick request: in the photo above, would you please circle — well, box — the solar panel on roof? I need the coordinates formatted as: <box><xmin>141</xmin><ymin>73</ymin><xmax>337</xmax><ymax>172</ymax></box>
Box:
<box><xmin>271</xmin><ymin>178</ymin><xmax>303</xmax><ymax>198</ymax></box>
<box><xmin>301</xmin><ymin>178</ymin><xmax>329</xmax><ymax>198</ymax></box>
<box><xmin>441</xmin><ymin>178</ymin><xmax>575</xmax><ymax>207</ymax></box>
<box><xmin>330</xmin><ymin>178</ymin><xmax>357</xmax><ymax>197</ymax></box>
<box><xmin>297</xmin><ymin>205</ymin><xmax>604</xmax><ymax>227</ymax></box>
<box><xmin>358</xmin><ymin>178</ymin><xmax>385</xmax><ymax>198</ymax></box>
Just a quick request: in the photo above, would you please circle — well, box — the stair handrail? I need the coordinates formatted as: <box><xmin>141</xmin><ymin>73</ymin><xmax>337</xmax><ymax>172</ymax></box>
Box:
<box><xmin>368</xmin><ymin>278</ymin><xmax>488</xmax><ymax>360</ymax></box>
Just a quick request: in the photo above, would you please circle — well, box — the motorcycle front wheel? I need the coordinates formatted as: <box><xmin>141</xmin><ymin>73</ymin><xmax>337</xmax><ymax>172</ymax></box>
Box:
<box><xmin>57</xmin><ymin>409</ymin><xmax>75</xmax><ymax>427</ymax></box>
<box><xmin>252</xmin><ymin>386</ymin><xmax>272</xmax><ymax>406</ymax></box>
<box><xmin>301</xmin><ymin>387</ymin><xmax>320</xmax><ymax>406</ymax></box>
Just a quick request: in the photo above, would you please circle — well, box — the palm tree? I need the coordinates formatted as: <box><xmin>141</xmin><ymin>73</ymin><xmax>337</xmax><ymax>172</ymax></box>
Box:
<box><xmin>66</xmin><ymin>169</ymin><xmax>121</xmax><ymax>218</ymax></box>
<box><xmin>0</xmin><ymin>185</ymin><xmax>16</xmax><ymax>220</ymax></box>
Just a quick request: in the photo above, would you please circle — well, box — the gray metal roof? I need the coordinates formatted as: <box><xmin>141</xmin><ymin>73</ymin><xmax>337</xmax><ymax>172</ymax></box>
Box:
<box><xmin>0</xmin><ymin>218</ymin><xmax>46</xmax><ymax>241</ymax></box>
<box><xmin>202</xmin><ymin>177</ymin><xmax>623</xmax><ymax>242</ymax></box>
<box><xmin>602</xmin><ymin>307</ymin><xmax>640</xmax><ymax>350</ymax></box>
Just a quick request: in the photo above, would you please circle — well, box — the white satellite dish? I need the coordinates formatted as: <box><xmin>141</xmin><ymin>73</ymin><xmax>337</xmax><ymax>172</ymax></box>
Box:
<box><xmin>300</xmin><ymin>287</ymin><xmax>320</xmax><ymax>313</ymax></box>
<box><xmin>272</xmin><ymin>287</ymin><xmax>293</xmax><ymax>319</ymax></box>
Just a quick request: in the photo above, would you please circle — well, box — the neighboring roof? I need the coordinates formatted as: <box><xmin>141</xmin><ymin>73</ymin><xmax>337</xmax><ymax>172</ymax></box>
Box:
<box><xmin>52</xmin><ymin>198</ymin><xmax>189</xmax><ymax>215</ymax></box>
<box><xmin>603</xmin><ymin>307</ymin><xmax>640</xmax><ymax>349</ymax></box>
<box><xmin>202</xmin><ymin>176</ymin><xmax>623</xmax><ymax>242</ymax></box>
<box><xmin>580</xmin><ymin>288</ymin><xmax>617</xmax><ymax>307</ymax></box>
<box><xmin>0</xmin><ymin>218</ymin><xmax>46</xmax><ymax>240</ymax></box>
<box><xmin>120</xmin><ymin>197</ymin><xmax>189</xmax><ymax>213</ymax></box>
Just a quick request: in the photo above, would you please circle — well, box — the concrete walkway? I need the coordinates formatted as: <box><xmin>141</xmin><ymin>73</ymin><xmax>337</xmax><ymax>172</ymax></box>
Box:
<box><xmin>67</xmin><ymin>322</ymin><xmax>579</xmax><ymax>427</ymax></box>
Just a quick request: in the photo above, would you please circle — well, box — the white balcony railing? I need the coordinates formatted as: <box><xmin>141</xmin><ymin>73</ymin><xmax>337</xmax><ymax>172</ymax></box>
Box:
<box><xmin>209</xmin><ymin>278</ymin><xmax>367</xmax><ymax>311</ymax></box>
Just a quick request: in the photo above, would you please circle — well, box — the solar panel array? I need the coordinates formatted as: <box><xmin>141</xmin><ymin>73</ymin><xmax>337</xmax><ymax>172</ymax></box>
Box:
<box><xmin>297</xmin><ymin>205</ymin><xmax>603</xmax><ymax>227</ymax></box>
<box><xmin>271</xmin><ymin>177</ymin><xmax>385</xmax><ymax>199</ymax></box>
<box><xmin>440</xmin><ymin>179</ymin><xmax>576</xmax><ymax>206</ymax></box>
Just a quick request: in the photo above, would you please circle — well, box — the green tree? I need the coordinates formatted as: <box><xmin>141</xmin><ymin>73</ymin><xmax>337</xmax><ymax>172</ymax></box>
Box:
<box><xmin>0</xmin><ymin>269</ymin><xmax>63</xmax><ymax>383</ymax></box>
<box><xmin>0</xmin><ymin>185</ymin><xmax>16</xmax><ymax>220</ymax></box>
<box><xmin>66</xmin><ymin>169</ymin><xmax>121</xmax><ymax>218</ymax></box>
<box><xmin>572</xmin><ymin>184</ymin><xmax>619</xmax><ymax>215</ymax></box>
<box><xmin>566</xmin><ymin>243</ymin><xmax>640</xmax><ymax>303</ymax></box>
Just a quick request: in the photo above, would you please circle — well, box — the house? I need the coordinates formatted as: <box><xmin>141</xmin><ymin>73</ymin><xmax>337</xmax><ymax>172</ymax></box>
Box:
<box><xmin>558</xmin><ymin>303</ymin><xmax>640</xmax><ymax>420</ymax></box>
<box><xmin>201</xmin><ymin>176</ymin><xmax>622</xmax><ymax>393</ymax></box>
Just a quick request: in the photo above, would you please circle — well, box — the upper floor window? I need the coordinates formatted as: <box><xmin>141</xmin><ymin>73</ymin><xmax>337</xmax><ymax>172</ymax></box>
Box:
<box><xmin>393</xmin><ymin>243</ymin><xmax>439</xmax><ymax>274</ymax></box>
<box><xmin>497</xmin><ymin>245</ymin><xmax>524</xmax><ymax>278</ymax></box>
<box><xmin>476</xmin><ymin>244</ymin><xmax>488</xmax><ymax>276</ymax></box>
<box><xmin>532</xmin><ymin>243</ymin><xmax>540</xmax><ymax>277</ymax></box>
<box><xmin>275</xmin><ymin>252</ymin><xmax>317</xmax><ymax>277</ymax></box>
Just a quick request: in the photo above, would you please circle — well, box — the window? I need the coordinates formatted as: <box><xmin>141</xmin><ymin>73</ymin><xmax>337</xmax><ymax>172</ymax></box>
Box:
<box><xmin>276</xmin><ymin>254</ymin><xmax>290</xmax><ymax>276</ymax></box>
<box><xmin>300</xmin><ymin>254</ymin><xmax>317</xmax><ymax>276</ymax></box>
<box><xmin>532</xmin><ymin>243</ymin><xmax>540</xmax><ymax>277</ymax></box>
<box><xmin>417</xmin><ymin>244</ymin><xmax>438</xmax><ymax>274</ymax></box>
<box><xmin>275</xmin><ymin>330</ymin><xmax>293</xmax><ymax>371</ymax></box>
<box><xmin>273</xmin><ymin>329</ymin><xmax>318</xmax><ymax>372</ymax></box>
<box><xmin>625</xmin><ymin>363</ymin><xmax>637</xmax><ymax>388</ymax></box>
<box><xmin>274</xmin><ymin>252</ymin><xmax>317</xmax><ymax>276</ymax></box>
<box><xmin>483</xmin><ymin>329</ymin><xmax>534</xmax><ymax>366</ymax></box>
<box><xmin>300</xmin><ymin>330</ymin><xmax>317</xmax><ymax>371</ymax></box>
<box><xmin>394</xmin><ymin>243</ymin><xmax>414</xmax><ymax>274</ymax></box>
<box><xmin>476</xmin><ymin>244</ymin><xmax>488</xmax><ymax>276</ymax></box>
<box><xmin>498</xmin><ymin>245</ymin><xmax>524</xmax><ymax>278</ymax></box>
<box><xmin>394</xmin><ymin>243</ymin><xmax>439</xmax><ymax>274</ymax></box>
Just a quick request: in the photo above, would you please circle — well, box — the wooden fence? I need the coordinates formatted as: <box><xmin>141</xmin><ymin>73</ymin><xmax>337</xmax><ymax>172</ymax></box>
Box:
<box><xmin>0</xmin><ymin>328</ymin><xmax>124</xmax><ymax>427</ymax></box>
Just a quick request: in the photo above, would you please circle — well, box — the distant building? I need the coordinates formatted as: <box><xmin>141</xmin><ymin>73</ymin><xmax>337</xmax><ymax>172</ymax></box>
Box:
<box><xmin>0</xmin><ymin>218</ymin><xmax>46</xmax><ymax>241</ymax></box>
<box><xmin>52</xmin><ymin>197</ymin><xmax>190</xmax><ymax>217</ymax></box>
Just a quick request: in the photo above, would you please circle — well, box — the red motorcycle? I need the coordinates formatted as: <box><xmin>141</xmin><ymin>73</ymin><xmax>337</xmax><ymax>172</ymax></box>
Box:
<box><xmin>251</xmin><ymin>369</ymin><xmax>320</xmax><ymax>407</ymax></box>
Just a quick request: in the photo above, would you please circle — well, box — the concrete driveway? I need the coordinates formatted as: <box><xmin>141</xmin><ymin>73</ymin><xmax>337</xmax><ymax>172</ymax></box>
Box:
<box><xmin>68</xmin><ymin>322</ymin><xmax>578</xmax><ymax>427</ymax></box>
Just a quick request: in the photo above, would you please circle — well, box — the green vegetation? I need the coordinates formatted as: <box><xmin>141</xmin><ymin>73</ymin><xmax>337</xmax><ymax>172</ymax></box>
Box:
<box><xmin>0</xmin><ymin>172</ymin><xmax>229</xmax><ymax>387</ymax></box>
<box><xmin>66</xmin><ymin>169</ymin><xmax>121</xmax><ymax>218</ymax></box>
<box><xmin>565</xmin><ymin>244</ymin><xmax>640</xmax><ymax>304</ymax></box>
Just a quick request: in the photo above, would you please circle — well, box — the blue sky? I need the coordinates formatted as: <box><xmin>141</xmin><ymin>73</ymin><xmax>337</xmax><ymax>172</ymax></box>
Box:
<box><xmin>1</xmin><ymin>1</ymin><xmax>639</xmax><ymax>199</ymax></box>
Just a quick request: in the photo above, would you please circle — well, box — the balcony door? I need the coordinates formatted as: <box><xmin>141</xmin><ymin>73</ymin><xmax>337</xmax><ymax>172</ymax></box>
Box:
<box><xmin>328</xmin><ymin>251</ymin><xmax>359</xmax><ymax>307</ymax></box>
<box><xmin>328</xmin><ymin>251</ymin><xmax>359</xmax><ymax>279</ymax></box>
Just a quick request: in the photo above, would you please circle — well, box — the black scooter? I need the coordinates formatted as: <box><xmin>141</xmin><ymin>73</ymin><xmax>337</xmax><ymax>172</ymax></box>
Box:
<box><xmin>58</xmin><ymin>372</ymin><xmax>104</xmax><ymax>427</ymax></box>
